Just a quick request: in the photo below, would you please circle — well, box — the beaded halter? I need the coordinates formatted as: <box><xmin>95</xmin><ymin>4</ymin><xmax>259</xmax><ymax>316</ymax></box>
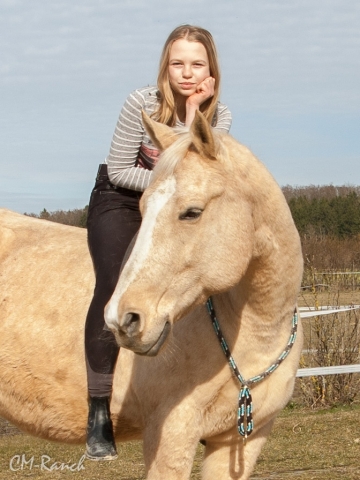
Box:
<box><xmin>206</xmin><ymin>297</ymin><xmax>298</xmax><ymax>440</ymax></box>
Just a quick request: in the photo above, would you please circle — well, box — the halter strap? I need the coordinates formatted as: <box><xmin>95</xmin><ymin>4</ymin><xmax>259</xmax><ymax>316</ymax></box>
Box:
<box><xmin>206</xmin><ymin>297</ymin><xmax>298</xmax><ymax>440</ymax></box>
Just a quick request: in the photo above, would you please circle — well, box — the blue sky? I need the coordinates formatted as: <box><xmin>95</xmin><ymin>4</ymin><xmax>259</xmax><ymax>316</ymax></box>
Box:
<box><xmin>1</xmin><ymin>0</ymin><xmax>359</xmax><ymax>214</ymax></box>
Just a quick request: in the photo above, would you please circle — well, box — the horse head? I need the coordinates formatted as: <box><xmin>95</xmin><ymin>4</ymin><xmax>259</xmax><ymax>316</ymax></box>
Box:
<box><xmin>105</xmin><ymin>111</ymin><xmax>302</xmax><ymax>356</ymax></box>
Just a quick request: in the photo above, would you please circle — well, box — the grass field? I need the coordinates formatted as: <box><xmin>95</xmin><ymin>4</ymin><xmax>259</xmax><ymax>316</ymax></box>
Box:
<box><xmin>1</xmin><ymin>404</ymin><xmax>359</xmax><ymax>480</ymax></box>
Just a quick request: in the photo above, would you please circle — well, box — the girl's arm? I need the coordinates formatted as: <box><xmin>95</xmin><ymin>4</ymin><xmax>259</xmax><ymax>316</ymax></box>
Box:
<box><xmin>185</xmin><ymin>77</ymin><xmax>215</xmax><ymax>127</ymax></box>
<box><xmin>106</xmin><ymin>88</ymin><xmax>157</xmax><ymax>191</ymax></box>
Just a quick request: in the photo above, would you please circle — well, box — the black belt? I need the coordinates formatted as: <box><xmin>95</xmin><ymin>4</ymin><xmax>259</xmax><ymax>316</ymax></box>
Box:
<box><xmin>96</xmin><ymin>164</ymin><xmax>143</xmax><ymax>198</ymax></box>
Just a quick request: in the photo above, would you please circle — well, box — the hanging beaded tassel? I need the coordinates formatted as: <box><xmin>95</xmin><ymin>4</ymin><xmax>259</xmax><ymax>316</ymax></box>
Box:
<box><xmin>238</xmin><ymin>386</ymin><xmax>253</xmax><ymax>438</ymax></box>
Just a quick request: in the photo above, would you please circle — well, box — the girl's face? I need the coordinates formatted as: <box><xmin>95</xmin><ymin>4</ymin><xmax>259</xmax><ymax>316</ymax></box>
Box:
<box><xmin>168</xmin><ymin>39</ymin><xmax>210</xmax><ymax>99</ymax></box>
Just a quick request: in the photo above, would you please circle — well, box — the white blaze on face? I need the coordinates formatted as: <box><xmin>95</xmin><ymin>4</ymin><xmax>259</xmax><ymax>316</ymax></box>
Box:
<box><xmin>105</xmin><ymin>176</ymin><xmax>177</xmax><ymax>329</ymax></box>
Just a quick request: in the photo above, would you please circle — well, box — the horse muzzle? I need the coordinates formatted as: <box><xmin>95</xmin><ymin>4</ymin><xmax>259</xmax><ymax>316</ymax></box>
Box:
<box><xmin>106</xmin><ymin>308</ymin><xmax>172</xmax><ymax>356</ymax></box>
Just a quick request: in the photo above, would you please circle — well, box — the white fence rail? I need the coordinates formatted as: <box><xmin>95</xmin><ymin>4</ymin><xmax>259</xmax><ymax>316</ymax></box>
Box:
<box><xmin>297</xmin><ymin>364</ymin><xmax>360</xmax><ymax>377</ymax></box>
<box><xmin>297</xmin><ymin>305</ymin><xmax>360</xmax><ymax>377</ymax></box>
<box><xmin>299</xmin><ymin>305</ymin><xmax>360</xmax><ymax>318</ymax></box>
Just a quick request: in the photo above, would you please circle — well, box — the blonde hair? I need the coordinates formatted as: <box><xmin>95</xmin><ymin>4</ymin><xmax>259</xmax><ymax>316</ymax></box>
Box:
<box><xmin>153</xmin><ymin>25</ymin><xmax>221</xmax><ymax>127</ymax></box>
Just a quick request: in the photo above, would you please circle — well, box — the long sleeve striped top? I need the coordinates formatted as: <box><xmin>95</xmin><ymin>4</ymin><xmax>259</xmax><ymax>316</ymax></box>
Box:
<box><xmin>105</xmin><ymin>85</ymin><xmax>232</xmax><ymax>192</ymax></box>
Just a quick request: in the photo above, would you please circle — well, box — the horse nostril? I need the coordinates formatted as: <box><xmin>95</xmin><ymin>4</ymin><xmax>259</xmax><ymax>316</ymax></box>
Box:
<box><xmin>119</xmin><ymin>312</ymin><xmax>141</xmax><ymax>336</ymax></box>
<box><xmin>125</xmin><ymin>312</ymin><xmax>140</xmax><ymax>325</ymax></box>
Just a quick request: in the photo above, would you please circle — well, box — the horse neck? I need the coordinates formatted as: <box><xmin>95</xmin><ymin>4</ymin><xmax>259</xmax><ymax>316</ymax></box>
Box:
<box><xmin>212</xmin><ymin>149</ymin><xmax>302</xmax><ymax>354</ymax></box>
<box><xmin>237</xmin><ymin>174</ymin><xmax>302</xmax><ymax>327</ymax></box>
<box><xmin>217</xmin><ymin>230</ymin><xmax>302</xmax><ymax>352</ymax></box>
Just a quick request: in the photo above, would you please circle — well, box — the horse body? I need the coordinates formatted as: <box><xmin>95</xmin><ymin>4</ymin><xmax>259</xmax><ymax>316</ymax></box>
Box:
<box><xmin>0</xmin><ymin>112</ymin><xmax>303</xmax><ymax>479</ymax></box>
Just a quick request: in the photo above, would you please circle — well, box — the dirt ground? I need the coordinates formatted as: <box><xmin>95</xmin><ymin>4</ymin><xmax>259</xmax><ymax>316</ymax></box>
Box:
<box><xmin>298</xmin><ymin>288</ymin><xmax>360</xmax><ymax>308</ymax></box>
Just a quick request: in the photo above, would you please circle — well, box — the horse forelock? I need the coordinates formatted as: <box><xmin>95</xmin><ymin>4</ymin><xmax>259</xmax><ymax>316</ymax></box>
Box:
<box><xmin>151</xmin><ymin>128</ymin><xmax>228</xmax><ymax>184</ymax></box>
<box><xmin>151</xmin><ymin>130</ymin><xmax>192</xmax><ymax>183</ymax></box>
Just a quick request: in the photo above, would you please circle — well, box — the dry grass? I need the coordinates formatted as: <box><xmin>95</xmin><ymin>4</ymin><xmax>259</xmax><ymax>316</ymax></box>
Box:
<box><xmin>1</xmin><ymin>405</ymin><xmax>359</xmax><ymax>480</ymax></box>
<box><xmin>252</xmin><ymin>404</ymin><xmax>360</xmax><ymax>479</ymax></box>
<box><xmin>297</xmin><ymin>285</ymin><xmax>360</xmax><ymax>407</ymax></box>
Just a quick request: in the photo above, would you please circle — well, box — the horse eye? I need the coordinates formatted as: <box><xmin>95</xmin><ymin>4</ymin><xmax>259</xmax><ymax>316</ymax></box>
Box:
<box><xmin>179</xmin><ymin>208</ymin><xmax>203</xmax><ymax>221</ymax></box>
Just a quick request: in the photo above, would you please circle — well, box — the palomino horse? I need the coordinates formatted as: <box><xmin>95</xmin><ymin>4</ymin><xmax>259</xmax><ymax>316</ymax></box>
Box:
<box><xmin>0</xmin><ymin>111</ymin><xmax>303</xmax><ymax>479</ymax></box>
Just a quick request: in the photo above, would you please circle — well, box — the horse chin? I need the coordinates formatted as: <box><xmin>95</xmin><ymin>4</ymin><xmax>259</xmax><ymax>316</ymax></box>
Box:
<box><xmin>119</xmin><ymin>321</ymin><xmax>171</xmax><ymax>357</ymax></box>
<box><xmin>141</xmin><ymin>321</ymin><xmax>171</xmax><ymax>356</ymax></box>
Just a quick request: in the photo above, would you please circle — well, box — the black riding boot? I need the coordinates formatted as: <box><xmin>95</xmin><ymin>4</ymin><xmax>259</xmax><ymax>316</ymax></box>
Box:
<box><xmin>85</xmin><ymin>396</ymin><xmax>118</xmax><ymax>461</ymax></box>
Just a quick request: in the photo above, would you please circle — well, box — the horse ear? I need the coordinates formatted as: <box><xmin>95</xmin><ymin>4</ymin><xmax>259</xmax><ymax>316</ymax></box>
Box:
<box><xmin>141</xmin><ymin>111</ymin><xmax>179</xmax><ymax>151</ymax></box>
<box><xmin>190</xmin><ymin>110</ymin><xmax>217</xmax><ymax>160</ymax></box>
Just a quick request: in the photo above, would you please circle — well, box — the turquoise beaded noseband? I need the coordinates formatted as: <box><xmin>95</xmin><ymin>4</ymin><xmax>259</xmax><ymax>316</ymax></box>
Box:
<box><xmin>206</xmin><ymin>298</ymin><xmax>298</xmax><ymax>441</ymax></box>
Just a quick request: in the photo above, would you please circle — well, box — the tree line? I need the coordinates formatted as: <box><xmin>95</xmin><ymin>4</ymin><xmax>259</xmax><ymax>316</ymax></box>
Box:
<box><xmin>25</xmin><ymin>184</ymin><xmax>360</xmax><ymax>270</ymax></box>
<box><xmin>288</xmin><ymin>191</ymin><xmax>360</xmax><ymax>238</ymax></box>
<box><xmin>25</xmin><ymin>207</ymin><xmax>88</xmax><ymax>228</ymax></box>
<box><xmin>26</xmin><ymin>185</ymin><xmax>360</xmax><ymax>238</ymax></box>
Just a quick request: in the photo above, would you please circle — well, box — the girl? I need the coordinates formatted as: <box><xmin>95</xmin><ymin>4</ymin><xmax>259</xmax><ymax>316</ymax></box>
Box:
<box><xmin>85</xmin><ymin>24</ymin><xmax>232</xmax><ymax>460</ymax></box>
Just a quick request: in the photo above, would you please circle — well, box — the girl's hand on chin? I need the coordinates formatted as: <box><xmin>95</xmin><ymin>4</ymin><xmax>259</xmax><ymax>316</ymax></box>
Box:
<box><xmin>187</xmin><ymin>77</ymin><xmax>215</xmax><ymax>108</ymax></box>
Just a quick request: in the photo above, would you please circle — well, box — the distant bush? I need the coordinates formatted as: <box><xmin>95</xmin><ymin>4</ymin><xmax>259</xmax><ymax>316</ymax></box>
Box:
<box><xmin>301</xmin><ymin>234</ymin><xmax>360</xmax><ymax>271</ymax></box>
<box><xmin>281</xmin><ymin>185</ymin><xmax>360</xmax><ymax>270</ymax></box>
<box><xmin>25</xmin><ymin>207</ymin><xmax>88</xmax><ymax>228</ymax></box>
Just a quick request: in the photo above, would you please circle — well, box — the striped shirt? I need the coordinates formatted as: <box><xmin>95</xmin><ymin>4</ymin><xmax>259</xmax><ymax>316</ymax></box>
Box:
<box><xmin>105</xmin><ymin>85</ymin><xmax>232</xmax><ymax>191</ymax></box>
